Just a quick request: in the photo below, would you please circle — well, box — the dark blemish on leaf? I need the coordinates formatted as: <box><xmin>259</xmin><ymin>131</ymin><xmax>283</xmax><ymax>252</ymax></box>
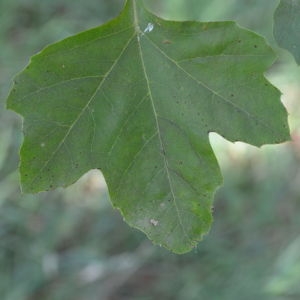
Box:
<box><xmin>24</xmin><ymin>174</ymin><xmax>28</xmax><ymax>177</ymax></box>
<box><xmin>49</xmin><ymin>185</ymin><xmax>53</xmax><ymax>188</ymax></box>
<box><xmin>238</xmin><ymin>39</ymin><xmax>242</xmax><ymax>43</ymax></box>
<box><xmin>154</xmin><ymin>165</ymin><xmax>158</xmax><ymax>169</ymax></box>
<box><xmin>254</xmin><ymin>45</ymin><xmax>258</xmax><ymax>48</ymax></box>
<box><xmin>179</xmin><ymin>161</ymin><xmax>183</xmax><ymax>165</ymax></box>
<box><xmin>231</xmin><ymin>94</ymin><xmax>234</xmax><ymax>97</ymax></box>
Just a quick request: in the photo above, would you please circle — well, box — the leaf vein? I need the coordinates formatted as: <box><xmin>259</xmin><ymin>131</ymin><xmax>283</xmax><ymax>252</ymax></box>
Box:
<box><xmin>115</xmin><ymin>130</ymin><xmax>159</xmax><ymax>197</ymax></box>
<box><xmin>18</xmin><ymin>75</ymin><xmax>103</xmax><ymax>102</ymax></box>
<box><xmin>144</xmin><ymin>35</ymin><xmax>277</xmax><ymax>135</ymax></box>
<box><xmin>28</xmin><ymin>34</ymin><xmax>136</xmax><ymax>189</ymax></box>
<box><xmin>40</xmin><ymin>25</ymin><xmax>134</xmax><ymax>60</ymax></box>
<box><xmin>107</xmin><ymin>93</ymin><xmax>150</xmax><ymax>157</ymax></box>
<box><xmin>133</xmin><ymin>0</ymin><xmax>193</xmax><ymax>245</ymax></box>
<box><xmin>177</xmin><ymin>54</ymin><xmax>269</xmax><ymax>63</ymax></box>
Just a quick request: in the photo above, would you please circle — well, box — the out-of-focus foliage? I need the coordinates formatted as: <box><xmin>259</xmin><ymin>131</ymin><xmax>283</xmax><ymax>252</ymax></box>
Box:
<box><xmin>1</xmin><ymin>0</ymin><xmax>300</xmax><ymax>299</ymax></box>
<box><xmin>274</xmin><ymin>0</ymin><xmax>300</xmax><ymax>65</ymax></box>
<box><xmin>148</xmin><ymin>0</ymin><xmax>277</xmax><ymax>38</ymax></box>
<box><xmin>266</xmin><ymin>236</ymin><xmax>300</xmax><ymax>296</ymax></box>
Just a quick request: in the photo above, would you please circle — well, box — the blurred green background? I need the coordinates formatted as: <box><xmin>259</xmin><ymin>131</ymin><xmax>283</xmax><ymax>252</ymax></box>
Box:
<box><xmin>1</xmin><ymin>0</ymin><xmax>300</xmax><ymax>299</ymax></box>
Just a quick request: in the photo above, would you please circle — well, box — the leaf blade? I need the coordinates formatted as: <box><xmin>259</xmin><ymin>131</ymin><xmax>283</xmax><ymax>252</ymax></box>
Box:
<box><xmin>7</xmin><ymin>0</ymin><xmax>289</xmax><ymax>253</ymax></box>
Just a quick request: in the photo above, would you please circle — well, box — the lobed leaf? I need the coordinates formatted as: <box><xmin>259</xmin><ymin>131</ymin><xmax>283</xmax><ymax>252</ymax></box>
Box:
<box><xmin>7</xmin><ymin>0</ymin><xmax>289</xmax><ymax>253</ymax></box>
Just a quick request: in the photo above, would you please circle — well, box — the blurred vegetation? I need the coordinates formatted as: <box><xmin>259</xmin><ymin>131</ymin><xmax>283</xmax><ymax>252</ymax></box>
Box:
<box><xmin>1</xmin><ymin>0</ymin><xmax>300</xmax><ymax>299</ymax></box>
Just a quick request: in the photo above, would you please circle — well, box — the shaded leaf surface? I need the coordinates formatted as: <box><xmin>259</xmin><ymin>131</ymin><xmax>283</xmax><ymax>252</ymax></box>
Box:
<box><xmin>7</xmin><ymin>0</ymin><xmax>289</xmax><ymax>253</ymax></box>
<box><xmin>274</xmin><ymin>0</ymin><xmax>300</xmax><ymax>64</ymax></box>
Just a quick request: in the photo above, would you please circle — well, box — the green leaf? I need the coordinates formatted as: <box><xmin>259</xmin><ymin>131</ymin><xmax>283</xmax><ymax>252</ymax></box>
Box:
<box><xmin>7</xmin><ymin>0</ymin><xmax>289</xmax><ymax>253</ymax></box>
<box><xmin>274</xmin><ymin>0</ymin><xmax>300</xmax><ymax>64</ymax></box>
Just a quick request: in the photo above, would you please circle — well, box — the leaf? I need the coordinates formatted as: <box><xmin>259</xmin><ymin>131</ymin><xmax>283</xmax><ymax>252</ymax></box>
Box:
<box><xmin>7</xmin><ymin>0</ymin><xmax>289</xmax><ymax>253</ymax></box>
<box><xmin>274</xmin><ymin>0</ymin><xmax>300</xmax><ymax>64</ymax></box>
